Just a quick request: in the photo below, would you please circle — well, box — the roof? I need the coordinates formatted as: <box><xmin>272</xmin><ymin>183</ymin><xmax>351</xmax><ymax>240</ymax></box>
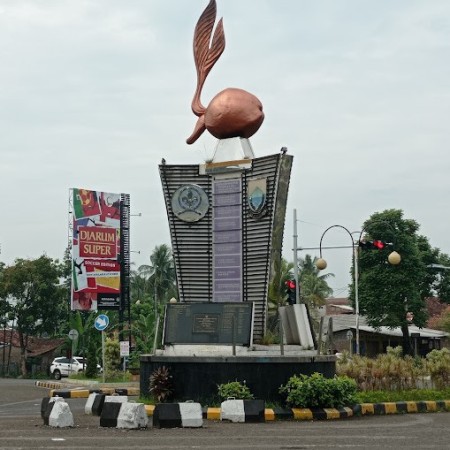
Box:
<box><xmin>0</xmin><ymin>329</ymin><xmax>65</xmax><ymax>356</ymax></box>
<box><xmin>325</xmin><ymin>314</ymin><xmax>449</xmax><ymax>339</ymax></box>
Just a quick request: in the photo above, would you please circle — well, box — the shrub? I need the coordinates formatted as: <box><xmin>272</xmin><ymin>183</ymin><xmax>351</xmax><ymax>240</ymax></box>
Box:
<box><xmin>337</xmin><ymin>346</ymin><xmax>427</xmax><ymax>391</ymax></box>
<box><xmin>149</xmin><ymin>366</ymin><xmax>173</xmax><ymax>402</ymax></box>
<box><xmin>218</xmin><ymin>381</ymin><xmax>254</xmax><ymax>400</ymax></box>
<box><xmin>279</xmin><ymin>373</ymin><xmax>357</xmax><ymax>408</ymax></box>
<box><xmin>426</xmin><ymin>348</ymin><xmax>450</xmax><ymax>389</ymax></box>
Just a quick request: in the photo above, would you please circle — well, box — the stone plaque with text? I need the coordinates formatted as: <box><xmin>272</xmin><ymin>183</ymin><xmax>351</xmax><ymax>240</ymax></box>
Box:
<box><xmin>163</xmin><ymin>302</ymin><xmax>253</xmax><ymax>345</ymax></box>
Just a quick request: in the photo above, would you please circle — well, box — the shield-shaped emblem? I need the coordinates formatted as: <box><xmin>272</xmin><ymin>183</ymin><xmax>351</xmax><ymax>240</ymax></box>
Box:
<box><xmin>248</xmin><ymin>178</ymin><xmax>267</xmax><ymax>216</ymax></box>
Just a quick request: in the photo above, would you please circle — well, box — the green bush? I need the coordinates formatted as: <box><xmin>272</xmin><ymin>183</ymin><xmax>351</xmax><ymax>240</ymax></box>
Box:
<box><xmin>218</xmin><ymin>381</ymin><xmax>254</xmax><ymax>400</ymax></box>
<box><xmin>426</xmin><ymin>348</ymin><xmax>450</xmax><ymax>390</ymax></box>
<box><xmin>279</xmin><ymin>372</ymin><xmax>357</xmax><ymax>408</ymax></box>
<box><xmin>337</xmin><ymin>346</ymin><xmax>450</xmax><ymax>391</ymax></box>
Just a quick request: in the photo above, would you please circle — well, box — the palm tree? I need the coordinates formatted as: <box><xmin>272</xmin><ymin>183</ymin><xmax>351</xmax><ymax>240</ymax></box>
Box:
<box><xmin>148</xmin><ymin>245</ymin><xmax>177</xmax><ymax>314</ymax></box>
<box><xmin>298</xmin><ymin>254</ymin><xmax>334</xmax><ymax>308</ymax></box>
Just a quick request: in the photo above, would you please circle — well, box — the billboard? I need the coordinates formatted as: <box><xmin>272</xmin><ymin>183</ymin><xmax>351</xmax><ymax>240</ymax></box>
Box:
<box><xmin>71</xmin><ymin>188</ymin><xmax>122</xmax><ymax>311</ymax></box>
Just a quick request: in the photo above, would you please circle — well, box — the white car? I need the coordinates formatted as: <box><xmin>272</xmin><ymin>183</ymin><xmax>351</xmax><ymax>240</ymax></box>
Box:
<box><xmin>50</xmin><ymin>356</ymin><xmax>101</xmax><ymax>380</ymax></box>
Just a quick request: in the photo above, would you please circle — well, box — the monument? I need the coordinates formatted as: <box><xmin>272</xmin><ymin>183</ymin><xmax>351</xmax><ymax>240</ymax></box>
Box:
<box><xmin>141</xmin><ymin>0</ymin><xmax>335</xmax><ymax>402</ymax></box>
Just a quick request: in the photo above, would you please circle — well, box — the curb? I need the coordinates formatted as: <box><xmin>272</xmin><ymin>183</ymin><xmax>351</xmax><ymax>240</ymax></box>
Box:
<box><xmin>34</xmin><ymin>383</ymin><xmax>450</xmax><ymax>421</ymax></box>
<box><xmin>35</xmin><ymin>381</ymin><xmax>139</xmax><ymax>398</ymax></box>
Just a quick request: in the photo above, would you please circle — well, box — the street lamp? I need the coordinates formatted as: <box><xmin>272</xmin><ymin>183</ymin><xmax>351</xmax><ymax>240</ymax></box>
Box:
<box><xmin>315</xmin><ymin>224</ymin><xmax>401</xmax><ymax>355</ymax></box>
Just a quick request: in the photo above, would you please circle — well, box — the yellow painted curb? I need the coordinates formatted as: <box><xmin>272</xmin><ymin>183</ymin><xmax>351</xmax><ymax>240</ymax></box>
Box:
<box><xmin>292</xmin><ymin>408</ymin><xmax>313</xmax><ymax>420</ymax></box>
<box><xmin>383</xmin><ymin>403</ymin><xmax>397</xmax><ymax>414</ymax></box>
<box><xmin>343</xmin><ymin>406</ymin><xmax>353</xmax><ymax>417</ymax></box>
<box><xmin>324</xmin><ymin>408</ymin><xmax>340</xmax><ymax>419</ymax></box>
<box><xmin>145</xmin><ymin>405</ymin><xmax>155</xmax><ymax>416</ymax></box>
<box><xmin>444</xmin><ymin>400</ymin><xmax>450</xmax><ymax>410</ymax></box>
<box><xmin>264</xmin><ymin>408</ymin><xmax>275</xmax><ymax>421</ymax></box>
<box><xmin>207</xmin><ymin>407</ymin><xmax>221</xmax><ymax>420</ymax></box>
<box><xmin>70</xmin><ymin>390</ymin><xmax>90</xmax><ymax>398</ymax></box>
<box><xmin>361</xmin><ymin>403</ymin><xmax>374</xmax><ymax>415</ymax></box>
<box><xmin>406</xmin><ymin>401</ymin><xmax>418</xmax><ymax>413</ymax></box>
<box><xmin>425</xmin><ymin>401</ymin><xmax>437</xmax><ymax>412</ymax></box>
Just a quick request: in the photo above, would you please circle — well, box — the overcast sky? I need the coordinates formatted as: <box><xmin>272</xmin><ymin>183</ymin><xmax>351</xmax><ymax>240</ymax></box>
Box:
<box><xmin>1</xmin><ymin>0</ymin><xmax>449</xmax><ymax>297</ymax></box>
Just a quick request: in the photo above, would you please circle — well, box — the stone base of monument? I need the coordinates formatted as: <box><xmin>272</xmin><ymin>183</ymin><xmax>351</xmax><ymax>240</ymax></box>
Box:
<box><xmin>220</xmin><ymin>399</ymin><xmax>265</xmax><ymax>423</ymax></box>
<box><xmin>153</xmin><ymin>402</ymin><xmax>203</xmax><ymax>428</ymax></box>
<box><xmin>141</xmin><ymin>350</ymin><xmax>336</xmax><ymax>403</ymax></box>
<box><xmin>42</xmin><ymin>397</ymin><xmax>74</xmax><ymax>428</ymax></box>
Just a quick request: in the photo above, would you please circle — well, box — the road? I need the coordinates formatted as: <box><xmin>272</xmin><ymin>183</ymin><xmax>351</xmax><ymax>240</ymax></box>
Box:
<box><xmin>0</xmin><ymin>379</ymin><xmax>449</xmax><ymax>449</ymax></box>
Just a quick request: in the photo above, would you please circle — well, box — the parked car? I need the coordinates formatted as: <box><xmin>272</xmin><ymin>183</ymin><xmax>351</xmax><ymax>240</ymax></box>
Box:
<box><xmin>49</xmin><ymin>356</ymin><xmax>102</xmax><ymax>380</ymax></box>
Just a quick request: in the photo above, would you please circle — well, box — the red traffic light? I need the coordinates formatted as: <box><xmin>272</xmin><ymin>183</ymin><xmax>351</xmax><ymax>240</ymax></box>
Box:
<box><xmin>372</xmin><ymin>240</ymin><xmax>385</xmax><ymax>249</ymax></box>
<box><xmin>285</xmin><ymin>280</ymin><xmax>296</xmax><ymax>290</ymax></box>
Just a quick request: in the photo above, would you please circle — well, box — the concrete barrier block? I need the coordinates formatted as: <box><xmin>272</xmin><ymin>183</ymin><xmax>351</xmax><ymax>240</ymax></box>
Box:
<box><xmin>85</xmin><ymin>393</ymin><xmax>106</xmax><ymax>415</ymax></box>
<box><xmin>100</xmin><ymin>402</ymin><xmax>122</xmax><ymax>428</ymax></box>
<box><xmin>243</xmin><ymin>399</ymin><xmax>265</xmax><ymax>422</ymax></box>
<box><xmin>104</xmin><ymin>395</ymin><xmax>128</xmax><ymax>404</ymax></box>
<box><xmin>44</xmin><ymin>399</ymin><xmax>74</xmax><ymax>428</ymax></box>
<box><xmin>117</xmin><ymin>403</ymin><xmax>148</xmax><ymax>429</ymax></box>
<box><xmin>220</xmin><ymin>400</ymin><xmax>245</xmax><ymax>423</ymax></box>
<box><xmin>153</xmin><ymin>404</ymin><xmax>182</xmax><ymax>428</ymax></box>
<box><xmin>179</xmin><ymin>402</ymin><xmax>203</xmax><ymax>428</ymax></box>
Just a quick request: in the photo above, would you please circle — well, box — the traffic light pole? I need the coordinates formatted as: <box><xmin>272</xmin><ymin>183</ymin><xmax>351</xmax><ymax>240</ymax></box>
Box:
<box><xmin>293</xmin><ymin>209</ymin><xmax>300</xmax><ymax>304</ymax></box>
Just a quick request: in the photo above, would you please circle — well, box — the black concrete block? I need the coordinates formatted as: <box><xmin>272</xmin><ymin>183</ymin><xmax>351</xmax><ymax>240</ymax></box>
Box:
<box><xmin>243</xmin><ymin>399</ymin><xmax>265</xmax><ymax>422</ymax></box>
<box><xmin>42</xmin><ymin>401</ymin><xmax>55</xmax><ymax>426</ymax></box>
<box><xmin>100</xmin><ymin>402</ymin><xmax>122</xmax><ymax>428</ymax></box>
<box><xmin>153</xmin><ymin>403</ymin><xmax>182</xmax><ymax>428</ymax></box>
<box><xmin>92</xmin><ymin>393</ymin><xmax>106</xmax><ymax>416</ymax></box>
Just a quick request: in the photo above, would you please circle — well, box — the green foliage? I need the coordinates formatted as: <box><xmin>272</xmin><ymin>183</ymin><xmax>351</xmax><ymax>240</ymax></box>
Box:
<box><xmin>426</xmin><ymin>348</ymin><xmax>450</xmax><ymax>389</ymax></box>
<box><xmin>149</xmin><ymin>366</ymin><xmax>173</xmax><ymax>402</ymax></box>
<box><xmin>85</xmin><ymin>337</ymin><xmax>99</xmax><ymax>378</ymax></box>
<box><xmin>337</xmin><ymin>347</ymin><xmax>450</xmax><ymax>391</ymax></box>
<box><xmin>0</xmin><ymin>255</ymin><xmax>66</xmax><ymax>376</ymax></box>
<box><xmin>104</xmin><ymin>336</ymin><xmax>121</xmax><ymax>378</ymax></box>
<box><xmin>217</xmin><ymin>381</ymin><xmax>254</xmax><ymax>400</ymax></box>
<box><xmin>356</xmin><ymin>388</ymin><xmax>450</xmax><ymax>403</ymax></box>
<box><xmin>351</xmin><ymin>209</ymin><xmax>442</xmax><ymax>355</ymax></box>
<box><xmin>299</xmin><ymin>255</ymin><xmax>334</xmax><ymax>307</ymax></box>
<box><xmin>279</xmin><ymin>372</ymin><xmax>357</xmax><ymax>408</ymax></box>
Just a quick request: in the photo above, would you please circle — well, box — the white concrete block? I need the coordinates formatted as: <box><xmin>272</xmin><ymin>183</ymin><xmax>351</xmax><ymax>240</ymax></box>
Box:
<box><xmin>220</xmin><ymin>399</ymin><xmax>245</xmax><ymax>423</ymax></box>
<box><xmin>84</xmin><ymin>393</ymin><xmax>97</xmax><ymax>415</ymax></box>
<box><xmin>49</xmin><ymin>401</ymin><xmax>74</xmax><ymax>428</ymax></box>
<box><xmin>179</xmin><ymin>402</ymin><xmax>203</xmax><ymax>428</ymax></box>
<box><xmin>117</xmin><ymin>403</ymin><xmax>148</xmax><ymax>429</ymax></box>
<box><xmin>104</xmin><ymin>395</ymin><xmax>128</xmax><ymax>404</ymax></box>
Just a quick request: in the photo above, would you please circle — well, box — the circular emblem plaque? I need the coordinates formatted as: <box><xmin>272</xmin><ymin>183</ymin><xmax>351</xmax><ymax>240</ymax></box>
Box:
<box><xmin>171</xmin><ymin>184</ymin><xmax>209</xmax><ymax>222</ymax></box>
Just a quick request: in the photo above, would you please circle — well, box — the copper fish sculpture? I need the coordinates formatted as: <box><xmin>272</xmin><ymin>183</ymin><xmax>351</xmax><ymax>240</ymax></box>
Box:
<box><xmin>186</xmin><ymin>0</ymin><xmax>265</xmax><ymax>145</ymax></box>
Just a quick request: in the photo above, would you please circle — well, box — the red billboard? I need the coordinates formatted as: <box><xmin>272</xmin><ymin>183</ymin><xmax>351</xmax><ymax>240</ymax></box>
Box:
<box><xmin>71</xmin><ymin>188</ymin><xmax>122</xmax><ymax>311</ymax></box>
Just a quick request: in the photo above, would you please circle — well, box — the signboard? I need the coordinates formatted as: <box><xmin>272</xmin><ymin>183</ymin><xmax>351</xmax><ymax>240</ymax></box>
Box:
<box><xmin>120</xmin><ymin>340</ymin><xmax>130</xmax><ymax>357</ymax></box>
<box><xmin>94</xmin><ymin>314</ymin><xmax>110</xmax><ymax>331</ymax></box>
<box><xmin>163</xmin><ymin>302</ymin><xmax>253</xmax><ymax>345</ymax></box>
<box><xmin>71</xmin><ymin>188</ymin><xmax>122</xmax><ymax>311</ymax></box>
<box><xmin>68</xmin><ymin>329</ymin><xmax>79</xmax><ymax>341</ymax></box>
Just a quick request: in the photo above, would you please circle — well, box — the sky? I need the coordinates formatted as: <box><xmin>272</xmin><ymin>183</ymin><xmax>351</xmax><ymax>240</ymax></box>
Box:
<box><xmin>1</xmin><ymin>0</ymin><xmax>449</xmax><ymax>297</ymax></box>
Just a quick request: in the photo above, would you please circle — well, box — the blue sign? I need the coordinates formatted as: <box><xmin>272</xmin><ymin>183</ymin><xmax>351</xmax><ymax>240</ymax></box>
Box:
<box><xmin>94</xmin><ymin>314</ymin><xmax>109</xmax><ymax>331</ymax></box>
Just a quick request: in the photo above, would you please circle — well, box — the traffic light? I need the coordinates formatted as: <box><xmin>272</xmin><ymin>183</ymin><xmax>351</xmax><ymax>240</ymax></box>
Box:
<box><xmin>359</xmin><ymin>240</ymin><xmax>390</xmax><ymax>250</ymax></box>
<box><xmin>285</xmin><ymin>279</ymin><xmax>296</xmax><ymax>305</ymax></box>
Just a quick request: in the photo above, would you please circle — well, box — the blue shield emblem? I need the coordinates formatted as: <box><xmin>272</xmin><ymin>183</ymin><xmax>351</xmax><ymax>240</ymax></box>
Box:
<box><xmin>248</xmin><ymin>178</ymin><xmax>267</xmax><ymax>216</ymax></box>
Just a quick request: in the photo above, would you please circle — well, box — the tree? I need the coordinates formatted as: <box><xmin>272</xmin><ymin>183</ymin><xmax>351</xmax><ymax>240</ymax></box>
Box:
<box><xmin>354</xmin><ymin>209</ymin><xmax>430</xmax><ymax>356</ymax></box>
<box><xmin>147</xmin><ymin>245</ymin><xmax>177</xmax><ymax>314</ymax></box>
<box><xmin>0</xmin><ymin>256</ymin><xmax>66</xmax><ymax>376</ymax></box>
<box><xmin>299</xmin><ymin>255</ymin><xmax>334</xmax><ymax>308</ymax></box>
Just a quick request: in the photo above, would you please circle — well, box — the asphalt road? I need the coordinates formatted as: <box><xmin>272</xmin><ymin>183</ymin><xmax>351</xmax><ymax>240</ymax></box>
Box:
<box><xmin>0</xmin><ymin>379</ymin><xmax>449</xmax><ymax>449</ymax></box>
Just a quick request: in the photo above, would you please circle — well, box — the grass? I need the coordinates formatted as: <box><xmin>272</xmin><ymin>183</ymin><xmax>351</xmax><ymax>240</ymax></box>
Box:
<box><xmin>356</xmin><ymin>388</ymin><xmax>450</xmax><ymax>404</ymax></box>
<box><xmin>68</xmin><ymin>371</ymin><xmax>133</xmax><ymax>383</ymax></box>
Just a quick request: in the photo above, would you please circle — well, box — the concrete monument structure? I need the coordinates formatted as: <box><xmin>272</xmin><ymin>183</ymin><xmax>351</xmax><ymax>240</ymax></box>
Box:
<box><xmin>141</xmin><ymin>0</ymin><xmax>335</xmax><ymax>402</ymax></box>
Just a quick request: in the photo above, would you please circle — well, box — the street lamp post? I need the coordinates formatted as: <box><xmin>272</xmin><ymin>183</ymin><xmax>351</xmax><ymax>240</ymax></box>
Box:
<box><xmin>315</xmin><ymin>224</ymin><xmax>401</xmax><ymax>355</ymax></box>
